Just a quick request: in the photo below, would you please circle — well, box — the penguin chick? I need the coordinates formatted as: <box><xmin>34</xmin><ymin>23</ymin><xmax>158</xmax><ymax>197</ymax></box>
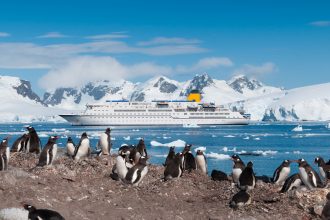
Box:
<box><xmin>182</xmin><ymin>144</ymin><xmax>196</xmax><ymax>172</ymax></box>
<box><xmin>23</xmin><ymin>204</ymin><xmax>65</xmax><ymax>220</ymax></box>
<box><xmin>238</xmin><ymin>161</ymin><xmax>255</xmax><ymax>191</ymax></box>
<box><xmin>231</xmin><ymin>154</ymin><xmax>245</xmax><ymax>184</ymax></box>
<box><xmin>164</xmin><ymin>153</ymin><xmax>184</xmax><ymax>181</ymax></box>
<box><xmin>66</xmin><ymin>137</ymin><xmax>76</xmax><ymax>157</ymax></box>
<box><xmin>280</xmin><ymin>173</ymin><xmax>302</xmax><ymax>193</ymax></box>
<box><xmin>315</xmin><ymin>157</ymin><xmax>330</xmax><ymax>180</ymax></box>
<box><xmin>98</xmin><ymin>128</ymin><xmax>112</xmax><ymax>155</ymax></box>
<box><xmin>229</xmin><ymin>190</ymin><xmax>251</xmax><ymax>209</ymax></box>
<box><xmin>73</xmin><ymin>132</ymin><xmax>91</xmax><ymax>161</ymax></box>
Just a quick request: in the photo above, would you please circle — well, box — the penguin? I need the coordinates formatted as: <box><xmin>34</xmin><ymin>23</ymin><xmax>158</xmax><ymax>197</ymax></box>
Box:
<box><xmin>111</xmin><ymin>147</ymin><xmax>131</xmax><ymax>181</ymax></box>
<box><xmin>26</xmin><ymin>126</ymin><xmax>41</xmax><ymax>154</ymax></box>
<box><xmin>98</xmin><ymin>128</ymin><xmax>112</xmax><ymax>155</ymax></box>
<box><xmin>73</xmin><ymin>132</ymin><xmax>91</xmax><ymax>161</ymax></box>
<box><xmin>295</xmin><ymin>158</ymin><xmax>324</xmax><ymax>189</ymax></box>
<box><xmin>134</xmin><ymin>138</ymin><xmax>147</xmax><ymax>164</ymax></box>
<box><xmin>37</xmin><ymin>136</ymin><xmax>58</xmax><ymax>167</ymax></box>
<box><xmin>164</xmin><ymin>153</ymin><xmax>184</xmax><ymax>181</ymax></box>
<box><xmin>125</xmin><ymin>156</ymin><xmax>148</xmax><ymax>186</ymax></box>
<box><xmin>231</xmin><ymin>154</ymin><xmax>246</xmax><ymax>184</ymax></box>
<box><xmin>322</xmin><ymin>192</ymin><xmax>330</xmax><ymax>220</ymax></box>
<box><xmin>195</xmin><ymin>149</ymin><xmax>207</xmax><ymax>175</ymax></box>
<box><xmin>238</xmin><ymin>161</ymin><xmax>255</xmax><ymax>191</ymax></box>
<box><xmin>23</xmin><ymin>204</ymin><xmax>65</xmax><ymax>220</ymax></box>
<box><xmin>314</xmin><ymin>157</ymin><xmax>330</xmax><ymax>179</ymax></box>
<box><xmin>11</xmin><ymin>134</ymin><xmax>28</xmax><ymax>152</ymax></box>
<box><xmin>0</xmin><ymin>137</ymin><xmax>10</xmax><ymax>171</ymax></box>
<box><xmin>211</xmin><ymin>169</ymin><xmax>229</xmax><ymax>181</ymax></box>
<box><xmin>272</xmin><ymin>160</ymin><xmax>292</xmax><ymax>185</ymax></box>
<box><xmin>182</xmin><ymin>144</ymin><xmax>196</xmax><ymax>172</ymax></box>
<box><xmin>66</xmin><ymin>137</ymin><xmax>76</xmax><ymax>157</ymax></box>
<box><xmin>229</xmin><ymin>190</ymin><xmax>251</xmax><ymax>209</ymax></box>
<box><xmin>163</xmin><ymin>146</ymin><xmax>175</xmax><ymax>167</ymax></box>
<box><xmin>280</xmin><ymin>173</ymin><xmax>302</xmax><ymax>193</ymax></box>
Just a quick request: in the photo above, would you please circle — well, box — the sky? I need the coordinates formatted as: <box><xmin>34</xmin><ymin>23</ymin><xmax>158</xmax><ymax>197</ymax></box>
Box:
<box><xmin>0</xmin><ymin>0</ymin><xmax>329</xmax><ymax>95</ymax></box>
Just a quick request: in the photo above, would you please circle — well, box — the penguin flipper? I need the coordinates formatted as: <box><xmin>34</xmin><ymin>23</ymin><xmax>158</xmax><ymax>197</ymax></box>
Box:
<box><xmin>272</xmin><ymin>167</ymin><xmax>280</xmax><ymax>183</ymax></box>
<box><xmin>133</xmin><ymin>169</ymin><xmax>142</xmax><ymax>184</ymax></box>
<box><xmin>49</xmin><ymin>146</ymin><xmax>53</xmax><ymax>165</ymax></box>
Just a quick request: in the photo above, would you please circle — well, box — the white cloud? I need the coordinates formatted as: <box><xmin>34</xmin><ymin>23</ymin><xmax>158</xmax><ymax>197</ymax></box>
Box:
<box><xmin>176</xmin><ymin>57</ymin><xmax>233</xmax><ymax>73</ymax></box>
<box><xmin>37</xmin><ymin>32</ymin><xmax>68</xmax><ymax>38</ymax></box>
<box><xmin>233</xmin><ymin>62</ymin><xmax>276</xmax><ymax>78</ymax></box>
<box><xmin>86</xmin><ymin>33</ymin><xmax>129</xmax><ymax>40</ymax></box>
<box><xmin>309</xmin><ymin>21</ymin><xmax>330</xmax><ymax>27</ymax></box>
<box><xmin>138</xmin><ymin>37</ymin><xmax>201</xmax><ymax>46</ymax></box>
<box><xmin>0</xmin><ymin>32</ymin><xmax>10</xmax><ymax>37</ymax></box>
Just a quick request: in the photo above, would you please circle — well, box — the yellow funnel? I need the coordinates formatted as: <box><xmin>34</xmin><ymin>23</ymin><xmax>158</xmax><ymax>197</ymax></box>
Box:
<box><xmin>187</xmin><ymin>90</ymin><xmax>201</xmax><ymax>102</ymax></box>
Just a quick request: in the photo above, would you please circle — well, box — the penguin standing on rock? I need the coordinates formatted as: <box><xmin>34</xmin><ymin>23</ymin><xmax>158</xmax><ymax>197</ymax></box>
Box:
<box><xmin>231</xmin><ymin>154</ymin><xmax>245</xmax><ymax>184</ymax></box>
<box><xmin>125</xmin><ymin>156</ymin><xmax>148</xmax><ymax>186</ymax></box>
<box><xmin>238</xmin><ymin>161</ymin><xmax>255</xmax><ymax>191</ymax></box>
<box><xmin>229</xmin><ymin>190</ymin><xmax>251</xmax><ymax>209</ymax></box>
<box><xmin>26</xmin><ymin>126</ymin><xmax>41</xmax><ymax>154</ymax></box>
<box><xmin>164</xmin><ymin>153</ymin><xmax>184</xmax><ymax>181</ymax></box>
<box><xmin>314</xmin><ymin>157</ymin><xmax>330</xmax><ymax>180</ymax></box>
<box><xmin>295</xmin><ymin>158</ymin><xmax>324</xmax><ymax>189</ymax></box>
<box><xmin>195</xmin><ymin>149</ymin><xmax>207</xmax><ymax>175</ymax></box>
<box><xmin>23</xmin><ymin>204</ymin><xmax>65</xmax><ymax>220</ymax></box>
<box><xmin>98</xmin><ymin>128</ymin><xmax>112</xmax><ymax>155</ymax></box>
<box><xmin>182</xmin><ymin>144</ymin><xmax>196</xmax><ymax>172</ymax></box>
<box><xmin>0</xmin><ymin>137</ymin><xmax>10</xmax><ymax>171</ymax></box>
<box><xmin>272</xmin><ymin>160</ymin><xmax>292</xmax><ymax>185</ymax></box>
<box><xmin>111</xmin><ymin>147</ymin><xmax>131</xmax><ymax>181</ymax></box>
<box><xmin>163</xmin><ymin>146</ymin><xmax>175</xmax><ymax>167</ymax></box>
<box><xmin>73</xmin><ymin>132</ymin><xmax>91</xmax><ymax>161</ymax></box>
<box><xmin>37</xmin><ymin>136</ymin><xmax>58</xmax><ymax>167</ymax></box>
<box><xmin>280</xmin><ymin>173</ymin><xmax>302</xmax><ymax>193</ymax></box>
<box><xmin>66</xmin><ymin>137</ymin><xmax>76</xmax><ymax>157</ymax></box>
<box><xmin>11</xmin><ymin>134</ymin><xmax>28</xmax><ymax>152</ymax></box>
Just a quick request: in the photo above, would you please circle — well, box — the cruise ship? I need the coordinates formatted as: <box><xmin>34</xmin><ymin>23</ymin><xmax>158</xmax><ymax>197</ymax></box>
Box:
<box><xmin>60</xmin><ymin>91</ymin><xmax>250</xmax><ymax>126</ymax></box>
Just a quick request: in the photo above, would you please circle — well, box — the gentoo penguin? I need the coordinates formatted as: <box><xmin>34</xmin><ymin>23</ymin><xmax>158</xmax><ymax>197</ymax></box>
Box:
<box><xmin>23</xmin><ymin>204</ymin><xmax>65</xmax><ymax>220</ymax></box>
<box><xmin>231</xmin><ymin>154</ymin><xmax>246</xmax><ymax>184</ymax></box>
<box><xmin>280</xmin><ymin>173</ymin><xmax>302</xmax><ymax>193</ymax></box>
<box><xmin>314</xmin><ymin>157</ymin><xmax>330</xmax><ymax>179</ymax></box>
<box><xmin>111</xmin><ymin>146</ymin><xmax>131</xmax><ymax>181</ymax></box>
<box><xmin>229</xmin><ymin>190</ymin><xmax>251</xmax><ymax>209</ymax></box>
<box><xmin>195</xmin><ymin>149</ymin><xmax>207</xmax><ymax>175</ymax></box>
<box><xmin>238</xmin><ymin>161</ymin><xmax>255</xmax><ymax>191</ymax></box>
<box><xmin>26</xmin><ymin>126</ymin><xmax>41</xmax><ymax>154</ymax></box>
<box><xmin>11</xmin><ymin>134</ymin><xmax>28</xmax><ymax>152</ymax></box>
<box><xmin>73</xmin><ymin>132</ymin><xmax>91</xmax><ymax>161</ymax></box>
<box><xmin>163</xmin><ymin>146</ymin><xmax>175</xmax><ymax>167</ymax></box>
<box><xmin>125</xmin><ymin>156</ymin><xmax>148</xmax><ymax>186</ymax></box>
<box><xmin>134</xmin><ymin>138</ymin><xmax>148</xmax><ymax>164</ymax></box>
<box><xmin>66</xmin><ymin>137</ymin><xmax>76</xmax><ymax>157</ymax></box>
<box><xmin>98</xmin><ymin>128</ymin><xmax>112</xmax><ymax>155</ymax></box>
<box><xmin>272</xmin><ymin>160</ymin><xmax>292</xmax><ymax>185</ymax></box>
<box><xmin>211</xmin><ymin>169</ymin><xmax>229</xmax><ymax>181</ymax></box>
<box><xmin>164</xmin><ymin>153</ymin><xmax>184</xmax><ymax>181</ymax></box>
<box><xmin>0</xmin><ymin>137</ymin><xmax>10</xmax><ymax>171</ymax></box>
<box><xmin>182</xmin><ymin>144</ymin><xmax>197</xmax><ymax>172</ymax></box>
<box><xmin>37</xmin><ymin>136</ymin><xmax>58</xmax><ymax>167</ymax></box>
<box><xmin>322</xmin><ymin>193</ymin><xmax>330</xmax><ymax>220</ymax></box>
<box><xmin>295</xmin><ymin>158</ymin><xmax>324</xmax><ymax>189</ymax></box>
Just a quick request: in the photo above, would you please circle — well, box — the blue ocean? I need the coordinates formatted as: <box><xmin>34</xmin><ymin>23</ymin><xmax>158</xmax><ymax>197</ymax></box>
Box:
<box><xmin>1</xmin><ymin>122</ymin><xmax>329</xmax><ymax>177</ymax></box>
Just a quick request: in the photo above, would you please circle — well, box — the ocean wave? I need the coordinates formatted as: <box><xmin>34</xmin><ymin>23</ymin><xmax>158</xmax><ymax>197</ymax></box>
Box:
<box><xmin>150</xmin><ymin>139</ymin><xmax>186</xmax><ymax>148</ymax></box>
<box><xmin>205</xmin><ymin>152</ymin><xmax>231</xmax><ymax>160</ymax></box>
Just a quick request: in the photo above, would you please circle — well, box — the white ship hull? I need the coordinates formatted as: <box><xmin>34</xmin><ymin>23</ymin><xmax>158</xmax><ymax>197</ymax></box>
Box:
<box><xmin>60</xmin><ymin>114</ymin><xmax>249</xmax><ymax>126</ymax></box>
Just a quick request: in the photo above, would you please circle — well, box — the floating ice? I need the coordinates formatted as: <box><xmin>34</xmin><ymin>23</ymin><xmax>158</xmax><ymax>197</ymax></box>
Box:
<box><xmin>51</xmin><ymin>128</ymin><xmax>69</xmax><ymax>133</ymax></box>
<box><xmin>38</xmin><ymin>133</ymin><xmax>48</xmax><ymax>138</ymax></box>
<box><xmin>211</xmin><ymin>134</ymin><xmax>217</xmax><ymax>138</ymax></box>
<box><xmin>123</xmin><ymin>136</ymin><xmax>130</xmax><ymax>141</ymax></box>
<box><xmin>205</xmin><ymin>152</ymin><xmax>231</xmax><ymax>160</ymax></box>
<box><xmin>254</xmin><ymin>137</ymin><xmax>261</xmax><ymax>140</ymax></box>
<box><xmin>224</xmin><ymin>135</ymin><xmax>235</xmax><ymax>138</ymax></box>
<box><xmin>183</xmin><ymin>124</ymin><xmax>200</xmax><ymax>128</ymax></box>
<box><xmin>293</xmin><ymin>151</ymin><xmax>302</xmax><ymax>154</ymax></box>
<box><xmin>132</xmin><ymin>129</ymin><xmax>139</xmax><ymax>132</ymax></box>
<box><xmin>222</xmin><ymin>147</ymin><xmax>236</xmax><ymax>152</ymax></box>
<box><xmin>292</xmin><ymin>125</ymin><xmax>303</xmax><ymax>132</ymax></box>
<box><xmin>150</xmin><ymin>139</ymin><xmax>186</xmax><ymax>147</ymax></box>
<box><xmin>243</xmin><ymin>136</ymin><xmax>250</xmax><ymax>140</ymax></box>
<box><xmin>194</xmin><ymin>146</ymin><xmax>206</xmax><ymax>152</ymax></box>
<box><xmin>163</xmin><ymin>136</ymin><xmax>171</xmax><ymax>139</ymax></box>
<box><xmin>252</xmin><ymin>150</ymin><xmax>277</xmax><ymax>156</ymax></box>
<box><xmin>153</xmin><ymin>154</ymin><xmax>167</xmax><ymax>158</ymax></box>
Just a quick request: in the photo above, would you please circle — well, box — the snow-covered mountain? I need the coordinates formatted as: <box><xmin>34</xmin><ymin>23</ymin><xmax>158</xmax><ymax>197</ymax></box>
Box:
<box><xmin>0</xmin><ymin>75</ymin><xmax>66</xmax><ymax>122</ymax></box>
<box><xmin>1</xmin><ymin>73</ymin><xmax>330</xmax><ymax>122</ymax></box>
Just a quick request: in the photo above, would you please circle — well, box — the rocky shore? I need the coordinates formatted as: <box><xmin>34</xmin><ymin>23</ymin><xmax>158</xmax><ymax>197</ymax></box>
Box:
<box><xmin>0</xmin><ymin>152</ymin><xmax>329</xmax><ymax>220</ymax></box>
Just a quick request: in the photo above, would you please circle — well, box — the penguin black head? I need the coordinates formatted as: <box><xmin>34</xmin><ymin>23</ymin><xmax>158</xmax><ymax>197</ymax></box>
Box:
<box><xmin>139</xmin><ymin>138</ymin><xmax>145</xmax><ymax>144</ymax></box>
<box><xmin>26</xmin><ymin>126</ymin><xmax>35</xmax><ymax>132</ymax></box>
<box><xmin>314</xmin><ymin>157</ymin><xmax>325</xmax><ymax>166</ymax></box>
<box><xmin>105</xmin><ymin>128</ymin><xmax>111</xmax><ymax>134</ymax></box>
<box><xmin>182</xmin><ymin>144</ymin><xmax>192</xmax><ymax>154</ymax></box>
<box><xmin>196</xmin><ymin>150</ymin><xmax>204</xmax><ymax>155</ymax></box>
<box><xmin>81</xmin><ymin>132</ymin><xmax>88</xmax><ymax>138</ymax></box>
<box><xmin>138</xmin><ymin>156</ymin><xmax>148</xmax><ymax>165</ymax></box>
<box><xmin>169</xmin><ymin>146</ymin><xmax>175</xmax><ymax>152</ymax></box>
<box><xmin>247</xmin><ymin>161</ymin><xmax>253</xmax><ymax>168</ymax></box>
<box><xmin>295</xmin><ymin>158</ymin><xmax>307</xmax><ymax>166</ymax></box>
<box><xmin>68</xmin><ymin>137</ymin><xmax>73</xmax><ymax>142</ymax></box>
<box><xmin>231</xmin><ymin>154</ymin><xmax>241</xmax><ymax>162</ymax></box>
<box><xmin>49</xmin><ymin>136</ymin><xmax>59</xmax><ymax>143</ymax></box>
<box><xmin>282</xmin><ymin>160</ymin><xmax>291</xmax><ymax>166</ymax></box>
<box><xmin>23</xmin><ymin>204</ymin><xmax>36</xmax><ymax>212</ymax></box>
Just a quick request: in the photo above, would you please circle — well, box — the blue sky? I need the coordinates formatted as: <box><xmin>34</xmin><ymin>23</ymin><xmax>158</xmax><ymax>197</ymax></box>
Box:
<box><xmin>0</xmin><ymin>0</ymin><xmax>329</xmax><ymax>94</ymax></box>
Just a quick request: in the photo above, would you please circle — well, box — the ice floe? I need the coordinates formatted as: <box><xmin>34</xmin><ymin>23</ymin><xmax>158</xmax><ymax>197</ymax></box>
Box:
<box><xmin>150</xmin><ymin>139</ymin><xmax>186</xmax><ymax>147</ymax></box>
<box><xmin>205</xmin><ymin>152</ymin><xmax>231</xmax><ymax>160</ymax></box>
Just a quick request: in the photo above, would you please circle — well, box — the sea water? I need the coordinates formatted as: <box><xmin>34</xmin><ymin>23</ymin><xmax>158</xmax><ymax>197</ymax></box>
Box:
<box><xmin>1</xmin><ymin>122</ymin><xmax>329</xmax><ymax>177</ymax></box>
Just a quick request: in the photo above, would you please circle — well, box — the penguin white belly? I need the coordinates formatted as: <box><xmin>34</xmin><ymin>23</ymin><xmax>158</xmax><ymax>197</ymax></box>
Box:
<box><xmin>311</xmin><ymin>172</ymin><xmax>317</xmax><ymax>187</ymax></box>
<box><xmin>134</xmin><ymin>152</ymin><xmax>141</xmax><ymax>164</ymax></box>
<box><xmin>17</xmin><ymin>142</ymin><xmax>22</xmax><ymax>152</ymax></box>
<box><xmin>133</xmin><ymin>166</ymin><xmax>148</xmax><ymax>186</ymax></box>
<box><xmin>99</xmin><ymin>133</ymin><xmax>109</xmax><ymax>155</ymax></box>
<box><xmin>288</xmin><ymin>178</ymin><xmax>302</xmax><ymax>191</ymax></box>
<box><xmin>26</xmin><ymin>140</ymin><xmax>30</xmax><ymax>153</ymax></box>
<box><xmin>232</xmin><ymin>168</ymin><xmax>242</xmax><ymax>183</ymax></box>
<box><xmin>275</xmin><ymin>167</ymin><xmax>290</xmax><ymax>185</ymax></box>
<box><xmin>319</xmin><ymin>167</ymin><xmax>326</xmax><ymax>179</ymax></box>
<box><xmin>66</xmin><ymin>143</ymin><xmax>75</xmax><ymax>156</ymax></box>
<box><xmin>195</xmin><ymin>155</ymin><xmax>207</xmax><ymax>174</ymax></box>
<box><xmin>116</xmin><ymin>156</ymin><xmax>128</xmax><ymax>180</ymax></box>
<box><xmin>75</xmin><ymin>140</ymin><xmax>90</xmax><ymax>160</ymax></box>
<box><xmin>6</xmin><ymin>147</ymin><xmax>10</xmax><ymax>162</ymax></box>
<box><xmin>50</xmin><ymin>144</ymin><xmax>57</xmax><ymax>165</ymax></box>
<box><xmin>299</xmin><ymin>167</ymin><xmax>312</xmax><ymax>189</ymax></box>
